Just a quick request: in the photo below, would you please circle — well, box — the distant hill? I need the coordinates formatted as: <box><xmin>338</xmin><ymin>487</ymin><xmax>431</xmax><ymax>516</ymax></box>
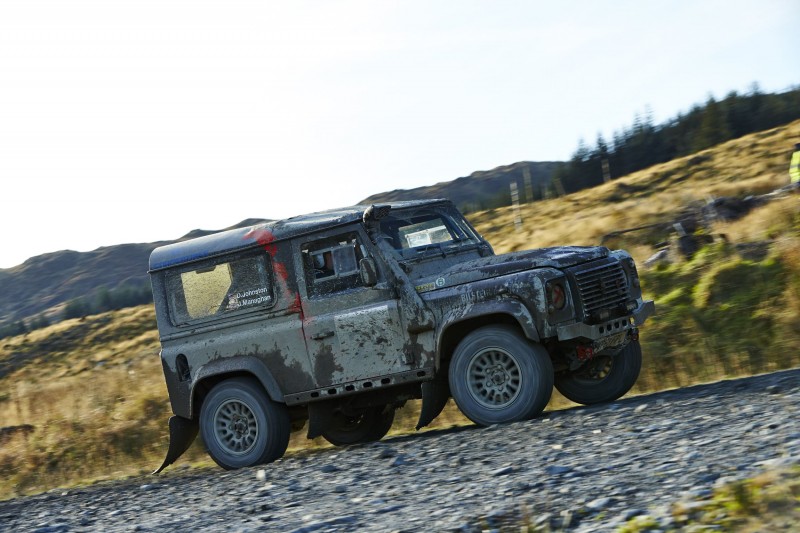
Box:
<box><xmin>0</xmin><ymin>218</ymin><xmax>269</xmax><ymax>327</ymax></box>
<box><xmin>359</xmin><ymin>161</ymin><xmax>560</xmax><ymax>211</ymax></box>
<box><xmin>1</xmin><ymin>161</ymin><xmax>562</xmax><ymax>329</ymax></box>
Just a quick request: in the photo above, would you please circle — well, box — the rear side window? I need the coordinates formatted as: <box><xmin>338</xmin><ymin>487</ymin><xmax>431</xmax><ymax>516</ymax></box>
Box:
<box><xmin>166</xmin><ymin>255</ymin><xmax>273</xmax><ymax>325</ymax></box>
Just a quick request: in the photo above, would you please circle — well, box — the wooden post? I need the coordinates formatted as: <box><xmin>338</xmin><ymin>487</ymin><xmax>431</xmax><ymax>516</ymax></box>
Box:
<box><xmin>602</xmin><ymin>158</ymin><xmax>611</xmax><ymax>183</ymax></box>
<box><xmin>523</xmin><ymin>167</ymin><xmax>533</xmax><ymax>203</ymax></box>
<box><xmin>510</xmin><ymin>181</ymin><xmax>522</xmax><ymax>231</ymax></box>
<box><xmin>554</xmin><ymin>178</ymin><xmax>566</xmax><ymax>197</ymax></box>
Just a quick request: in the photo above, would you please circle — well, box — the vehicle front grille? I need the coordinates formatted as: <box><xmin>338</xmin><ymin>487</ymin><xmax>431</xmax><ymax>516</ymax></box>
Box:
<box><xmin>572</xmin><ymin>261</ymin><xmax>629</xmax><ymax>316</ymax></box>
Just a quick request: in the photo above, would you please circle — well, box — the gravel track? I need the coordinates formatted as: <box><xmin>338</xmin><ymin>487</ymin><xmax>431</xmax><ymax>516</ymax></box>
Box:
<box><xmin>3</xmin><ymin>368</ymin><xmax>799</xmax><ymax>532</ymax></box>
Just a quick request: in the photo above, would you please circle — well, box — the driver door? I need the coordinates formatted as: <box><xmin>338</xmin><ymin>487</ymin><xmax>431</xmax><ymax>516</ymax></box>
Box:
<box><xmin>296</xmin><ymin>228</ymin><xmax>416</xmax><ymax>388</ymax></box>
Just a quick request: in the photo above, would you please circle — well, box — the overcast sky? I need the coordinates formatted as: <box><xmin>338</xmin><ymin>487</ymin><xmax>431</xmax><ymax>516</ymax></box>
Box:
<box><xmin>1</xmin><ymin>0</ymin><xmax>798</xmax><ymax>269</ymax></box>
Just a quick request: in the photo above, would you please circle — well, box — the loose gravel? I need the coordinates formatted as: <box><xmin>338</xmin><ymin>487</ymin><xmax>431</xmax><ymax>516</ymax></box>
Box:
<box><xmin>2</xmin><ymin>368</ymin><xmax>799</xmax><ymax>532</ymax></box>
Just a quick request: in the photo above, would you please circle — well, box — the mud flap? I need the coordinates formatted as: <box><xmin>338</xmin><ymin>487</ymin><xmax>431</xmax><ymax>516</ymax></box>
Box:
<box><xmin>152</xmin><ymin>415</ymin><xmax>199</xmax><ymax>474</ymax></box>
<box><xmin>306</xmin><ymin>402</ymin><xmax>337</xmax><ymax>440</ymax></box>
<box><xmin>416</xmin><ymin>376</ymin><xmax>450</xmax><ymax>430</ymax></box>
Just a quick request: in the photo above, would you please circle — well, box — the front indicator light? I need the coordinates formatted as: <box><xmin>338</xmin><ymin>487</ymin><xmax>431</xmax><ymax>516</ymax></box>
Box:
<box><xmin>547</xmin><ymin>282</ymin><xmax>566</xmax><ymax>312</ymax></box>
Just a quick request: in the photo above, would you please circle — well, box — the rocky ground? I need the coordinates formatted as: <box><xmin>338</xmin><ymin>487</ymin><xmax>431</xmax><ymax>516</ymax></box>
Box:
<box><xmin>3</xmin><ymin>368</ymin><xmax>799</xmax><ymax>533</ymax></box>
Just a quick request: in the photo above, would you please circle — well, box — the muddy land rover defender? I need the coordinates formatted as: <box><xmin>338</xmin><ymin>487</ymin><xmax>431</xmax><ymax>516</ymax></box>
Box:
<box><xmin>149</xmin><ymin>199</ymin><xmax>654</xmax><ymax>472</ymax></box>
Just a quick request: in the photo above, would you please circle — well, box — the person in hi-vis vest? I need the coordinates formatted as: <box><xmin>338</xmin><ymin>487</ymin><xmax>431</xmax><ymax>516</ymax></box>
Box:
<box><xmin>791</xmin><ymin>143</ymin><xmax>800</xmax><ymax>184</ymax></box>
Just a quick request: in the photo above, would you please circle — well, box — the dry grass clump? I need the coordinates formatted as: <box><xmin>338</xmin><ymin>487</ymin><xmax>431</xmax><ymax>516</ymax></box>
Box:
<box><xmin>717</xmin><ymin>195</ymin><xmax>799</xmax><ymax>242</ymax></box>
<box><xmin>0</xmin><ymin>307</ymin><xmax>209</xmax><ymax>498</ymax></box>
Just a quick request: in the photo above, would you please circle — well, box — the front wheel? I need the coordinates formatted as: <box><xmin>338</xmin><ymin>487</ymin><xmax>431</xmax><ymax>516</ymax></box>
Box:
<box><xmin>555</xmin><ymin>339</ymin><xmax>642</xmax><ymax>405</ymax></box>
<box><xmin>322</xmin><ymin>406</ymin><xmax>395</xmax><ymax>446</ymax></box>
<box><xmin>200</xmin><ymin>377</ymin><xmax>290</xmax><ymax>470</ymax></box>
<box><xmin>448</xmin><ymin>325</ymin><xmax>554</xmax><ymax>426</ymax></box>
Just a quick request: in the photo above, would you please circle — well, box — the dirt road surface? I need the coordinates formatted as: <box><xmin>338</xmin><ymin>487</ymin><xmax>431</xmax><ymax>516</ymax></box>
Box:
<box><xmin>2</xmin><ymin>368</ymin><xmax>799</xmax><ymax>532</ymax></box>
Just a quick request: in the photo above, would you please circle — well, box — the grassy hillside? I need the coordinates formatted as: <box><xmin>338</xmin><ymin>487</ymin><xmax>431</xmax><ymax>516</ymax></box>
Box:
<box><xmin>1</xmin><ymin>120</ymin><xmax>799</xmax><ymax>499</ymax></box>
<box><xmin>469</xmin><ymin>119</ymin><xmax>800</xmax><ymax>258</ymax></box>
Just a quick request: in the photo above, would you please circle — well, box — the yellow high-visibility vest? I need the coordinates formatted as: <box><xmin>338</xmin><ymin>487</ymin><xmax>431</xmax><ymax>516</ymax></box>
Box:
<box><xmin>792</xmin><ymin>151</ymin><xmax>800</xmax><ymax>183</ymax></box>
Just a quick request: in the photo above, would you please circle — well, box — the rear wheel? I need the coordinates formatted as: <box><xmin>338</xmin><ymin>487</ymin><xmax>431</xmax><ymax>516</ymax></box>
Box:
<box><xmin>200</xmin><ymin>377</ymin><xmax>290</xmax><ymax>469</ymax></box>
<box><xmin>322</xmin><ymin>405</ymin><xmax>395</xmax><ymax>446</ymax></box>
<box><xmin>448</xmin><ymin>325</ymin><xmax>554</xmax><ymax>426</ymax></box>
<box><xmin>555</xmin><ymin>339</ymin><xmax>642</xmax><ymax>405</ymax></box>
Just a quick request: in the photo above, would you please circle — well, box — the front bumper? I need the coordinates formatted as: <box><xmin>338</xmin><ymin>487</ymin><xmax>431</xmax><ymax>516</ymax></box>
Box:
<box><xmin>555</xmin><ymin>299</ymin><xmax>655</xmax><ymax>342</ymax></box>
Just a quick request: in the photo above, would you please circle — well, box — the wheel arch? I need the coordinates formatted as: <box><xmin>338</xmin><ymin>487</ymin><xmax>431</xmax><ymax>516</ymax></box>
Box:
<box><xmin>190</xmin><ymin>356</ymin><xmax>285</xmax><ymax>418</ymax></box>
<box><xmin>436</xmin><ymin>300</ymin><xmax>540</xmax><ymax>368</ymax></box>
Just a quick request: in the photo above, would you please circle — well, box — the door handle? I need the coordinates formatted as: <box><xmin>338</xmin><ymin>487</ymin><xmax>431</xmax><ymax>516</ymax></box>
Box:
<box><xmin>311</xmin><ymin>330</ymin><xmax>335</xmax><ymax>340</ymax></box>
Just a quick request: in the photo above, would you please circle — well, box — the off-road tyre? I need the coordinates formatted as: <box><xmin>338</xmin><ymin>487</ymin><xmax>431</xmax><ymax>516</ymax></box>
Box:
<box><xmin>555</xmin><ymin>339</ymin><xmax>642</xmax><ymax>405</ymax></box>
<box><xmin>200</xmin><ymin>377</ymin><xmax>290</xmax><ymax>470</ymax></box>
<box><xmin>322</xmin><ymin>406</ymin><xmax>395</xmax><ymax>446</ymax></box>
<box><xmin>448</xmin><ymin>325</ymin><xmax>554</xmax><ymax>426</ymax></box>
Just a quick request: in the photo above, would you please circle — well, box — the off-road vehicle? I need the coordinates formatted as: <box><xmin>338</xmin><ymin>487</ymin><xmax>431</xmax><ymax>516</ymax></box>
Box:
<box><xmin>149</xmin><ymin>199</ymin><xmax>654</xmax><ymax>471</ymax></box>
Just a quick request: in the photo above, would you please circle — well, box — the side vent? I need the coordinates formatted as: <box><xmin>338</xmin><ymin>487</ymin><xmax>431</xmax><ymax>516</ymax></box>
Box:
<box><xmin>176</xmin><ymin>355</ymin><xmax>191</xmax><ymax>382</ymax></box>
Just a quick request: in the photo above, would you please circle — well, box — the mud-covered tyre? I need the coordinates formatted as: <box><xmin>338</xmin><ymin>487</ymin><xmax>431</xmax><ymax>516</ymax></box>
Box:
<box><xmin>200</xmin><ymin>377</ymin><xmax>290</xmax><ymax>470</ymax></box>
<box><xmin>448</xmin><ymin>325</ymin><xmax>554</xmax><ymax>426</ymax></box>
<box><xmin>322</xmin><ymin>406</ymin><xmax>395</xmax><ymax>446</ymax></box>
<box><xmin>555</xmin><ymin>339</ymin><xmax>642</xmax><ymax>405</ymax></box>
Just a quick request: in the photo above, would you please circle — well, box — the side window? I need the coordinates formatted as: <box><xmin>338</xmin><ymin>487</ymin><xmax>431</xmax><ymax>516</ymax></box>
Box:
<box><xmin>303</xmin><ymin>233</ymin><xmax>366</xmax><ymax>297</ymax></box>
<box><xmin>166</xmin><ymin>255</ymin><xmax>273</xmax><ymax>325</ymax></box>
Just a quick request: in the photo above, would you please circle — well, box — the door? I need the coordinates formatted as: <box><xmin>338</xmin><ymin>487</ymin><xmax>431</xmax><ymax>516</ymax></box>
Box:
<box><xmin>296</xmin><ymin>229</ymin><xmax>417</xmax><ymax>388</ymax></box>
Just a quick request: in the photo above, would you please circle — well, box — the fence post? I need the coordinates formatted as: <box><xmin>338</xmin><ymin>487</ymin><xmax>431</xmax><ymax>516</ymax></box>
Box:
<box><xmin>523</xmin><ymin>166</ymin><xmax>533</xmax><ymax>203</ymax></box>
<box><xmin>510</xmin><ymin>181</ymin><xmax>522</xmax><ymax>231</ymax></box>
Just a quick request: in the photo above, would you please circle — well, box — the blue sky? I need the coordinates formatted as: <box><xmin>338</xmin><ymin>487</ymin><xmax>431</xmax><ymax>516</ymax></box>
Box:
<box><xmin>0</xmin><ymin>0</ymin><xmax>798</xmax><ymax>268</ymax></box>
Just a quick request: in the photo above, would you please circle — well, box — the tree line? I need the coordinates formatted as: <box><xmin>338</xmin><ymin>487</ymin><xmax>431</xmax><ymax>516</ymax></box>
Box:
<box><xmin>553</xmin><ymin>84</ymin><xmax>800</xmax><ymax>193</ymax></box>
<box><xmin>0</xmin><ymin>283</ymin><xmax>153</xmax><ymax>340</ymax></box>
<box><xmin>62</xmin><ymin>284</ymin><xmax>153</xmax><ymax>320</ymax></box>
<box><xmin>0</xmin><ymin>314</ymin><xmax>50</xmax><ymax>340</ymax></box>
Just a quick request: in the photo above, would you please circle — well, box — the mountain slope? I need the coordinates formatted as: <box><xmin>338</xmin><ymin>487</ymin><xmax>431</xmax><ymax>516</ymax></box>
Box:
<box><xmin>0</xmin><ymin>219</ymin><xmax>268</xmax><ymax>326</ymax></box>
<box><xmin>359</xmin><ymin>160</ymin><xmax>559</xmax><ymax>210</ymax></box>
<box><xmin>0</xmin><ymin>160</ymin><xmax>560</xmax><ymax>327</ymax></box>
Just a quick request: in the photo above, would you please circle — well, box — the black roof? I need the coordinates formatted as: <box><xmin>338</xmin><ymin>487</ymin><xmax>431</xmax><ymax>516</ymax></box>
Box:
<box><xmin>149</xmin><ymin>199</ymin><xmax>450</xmax><ymax>271</ymax></box>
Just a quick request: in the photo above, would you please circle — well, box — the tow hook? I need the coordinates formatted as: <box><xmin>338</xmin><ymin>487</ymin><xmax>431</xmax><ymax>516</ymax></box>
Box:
<box><xmin>577</xmin><ymin>326</ymin><xmax>639</xmax><ymax>362</ymax></box>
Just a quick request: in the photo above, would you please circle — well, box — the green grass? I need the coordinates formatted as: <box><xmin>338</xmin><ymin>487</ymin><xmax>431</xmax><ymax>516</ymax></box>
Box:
<box><xmin>619</xmin><ymin>466</ymin><xmax>800</xmax><ymax>532</ymax></box>
<box><xmin>443</xmin><ymin>467</ymin><xmax>800</xmax><ymax>531</ymax></box>
<box><xmin>634</xmin><ymin>235</ymin><xmax>800</xmax><ymax>391</ymax></box>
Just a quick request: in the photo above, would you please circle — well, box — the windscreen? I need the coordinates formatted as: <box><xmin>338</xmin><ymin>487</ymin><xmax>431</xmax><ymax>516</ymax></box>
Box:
<box><xmin>378</xmin><ymin>206</ymin><xmax>480</xmax><ymax>257</ymax></box>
